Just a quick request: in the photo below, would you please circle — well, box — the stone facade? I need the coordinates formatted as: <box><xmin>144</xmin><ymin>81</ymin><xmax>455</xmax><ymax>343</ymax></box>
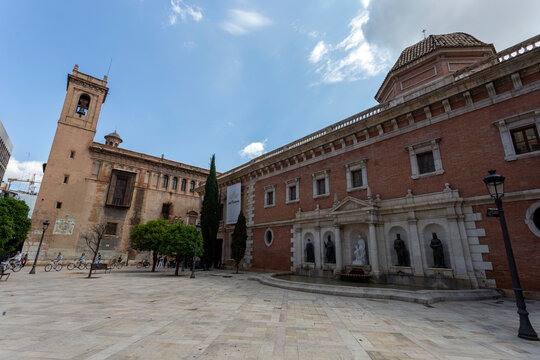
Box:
<box><xmin>216</xmin><ymin>34</ymin><xmax>540</xmax><ymax>294</ymax></box>
<box><xmin>27</xmin><ymin>66</ymin><xmax>209</xmax><ymax>261</ymax></box>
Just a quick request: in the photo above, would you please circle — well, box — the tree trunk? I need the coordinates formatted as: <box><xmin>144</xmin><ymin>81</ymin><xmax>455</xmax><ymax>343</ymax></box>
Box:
<box><xmin>175</xmin><ymin>254</ymin><xmax>180</xmax><ymax>276</ymax></box>
<box><xmin>236</xmin><ymin>261</ymin><xmax>239</xmax><ymax>274</ymax></box>
<box><xmin>87</xmin><ymin>237</ymin><xmax>102</xmax><ymax>279</ymax></box>
<box><xmin>181</xmin><ymin>256</ymin><xmax>186</xmax><ymax>272</ymax></box>
<box><xmin>151</xmin><ymin>252</ymin><xmax>158</xmax><ymax>272</ymax></box>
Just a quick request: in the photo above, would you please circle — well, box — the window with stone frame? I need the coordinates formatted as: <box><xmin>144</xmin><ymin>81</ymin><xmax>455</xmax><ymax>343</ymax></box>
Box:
<box><xmin>285</xmin><ymin>177</ymin><xmax>300</xmax><ymax>204</ymax></box>
<box><xmin>264</xmin><ymin>184</ymin><xmax>276</xmax><ymax>208</ymax></box>
<box><xmin>406</xmin><ymin>138</ymin><xmax>444</xmax><ymax>179</ymax></box>
<box><xmin>162</xmin><ymin>175</ymin><xmax>169</xmax><ymax>189</ymax></box>
<box><xmin>105</xmin><ymin>222</ymin><xmax>118</xmax><ymax>236</ymax></box>
<box><xmin>172</xmin><ymin>177</ymin><xmax>178</xmax><ymax>190</ymax></box>
<box><xmin>511</xmin><ymin>126</ymin><xmax>539</xmax><ymax>154</ymax></box>
<box><xmin>312</xmin><ymin>170</ymin><xmax>330</xmax><ymax>198</ymax></box>
<box><xmin>416</xmin><ymin>151</ymin><xmax>435</xmax><ymax>174</ymax></box>
<box><xmin>345</xmin><ymin>159</ymin><xmax>368</xmax><ymax>192</ymax></box>
<box><xmin>106</xmin><ymin>169</ymin><xmax>137</xmax><ymax>207</ymax></box>
<box><xmin>181</xmin><ymin>178</ymin><xmax>187</xmax><ymax>191</ymax></box>
<box><xmin>494</xmin><ymin>109</ymin><xmax>540</xmax><ymax>161</ymax></box>
<box><xmin>189</xmin><ymin>180</ymin><xmax>195</xmax><ymax>192</ymax></box>
<box><xmin>162</xmin><ymin>202</ymin><xmax>172</xmax><ymax>220</ymax></box>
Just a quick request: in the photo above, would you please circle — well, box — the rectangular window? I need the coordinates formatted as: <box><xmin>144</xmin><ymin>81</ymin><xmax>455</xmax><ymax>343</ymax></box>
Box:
<box><xmin>351</xmin><ymin>170</ymin><xmax>363</xmax><ymax>188</ymax></box>
<box><xmin>181</xmin><ymin>179</ymin><xmax>187</xmax><ymax>191</ymax></box>
<box><xmin>106</xmin><ymin>170</ymin><xmax>136</xmax><ymax>207</ymax></box>
<box><xmin>56</xmin><ymin>202</ymin><xmax>62</xmax><ymax>209</ymax></box>
<box><xmin>289</xmin><ymin>185</ymin><xmax>296</xmax><ymax>201</ymax></box>
<box><xmin>266</xmin><ymin>191</ymin><xmax>274</xmax><ymax>205</ymax></box>
<box><xmin>417</xmin><ymin>151</ymin><xmax>435</xmax><ymax>174</ymax></box>
<box><xmin>69</xmin><ymin>151</ymin><xmax>75</xmax><ymax>159</ymax></box>
<box><xmin>153</xmin><ymin>174</ymin><xmax>159</xmax><ymax>186</ymax></box>
<box><xmin>63</xmin><ymin>175</ymin><xmax>69</xmax><ymax>184</ymax></box>
<box><xmin>317</xmin><ymin>178</ymin><xmax>326</xmax><ymax>195</ymax></box>
<box><xmin>511</xmin><ymin>126</ymin><xmax>540</xmax><ymax>154</ymax></box>
<box><xmin>172</xmin><ymin>177</ymin><xmax>178</xmax><ymax>190</ymax></box>
<box><xmin>162</xmin><ymin>175</ymin><xmax>169</xmax><ymax>189</ymax></box>
<box><xmin>105</xmin><ymin>222</ymin><xmax>118</xmax><ymax>236</ymax></box>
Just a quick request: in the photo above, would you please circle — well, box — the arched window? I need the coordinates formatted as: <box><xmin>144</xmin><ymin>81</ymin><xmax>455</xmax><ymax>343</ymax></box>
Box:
<box><xmin>181</xmin><ymin>178</ymin><xmax>187</xmax><ymax>191</ymax></box>
<box><xmin>162</xmin><ymin>175</ymin><xmax>169</xmax><ymax>189</ymax></box>
<box><xmin>76</xmin><ymin>94</ymin><xmax>90</xmax><ymax>116</ymax></box>
<box><xmin>172</xmin><ymin>177</ymin><xmax>178</xmax><ymax>190</ymax></box>
<box><xmin>190</xmin><ymin>180</ymin><xmax>195</xmax><ymax>192</ymax></box>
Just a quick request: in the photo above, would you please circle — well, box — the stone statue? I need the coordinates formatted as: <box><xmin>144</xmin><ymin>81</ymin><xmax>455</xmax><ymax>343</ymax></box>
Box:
<box><xmin>393</xmin><ymin>233</ymin><xmax>410</xmax><ymax>267</ymax></box>
<box><xmin>352</xmin><ymin>236</ymin><xmax>367</xmax><ymax>265</ymax></box>
<box><xmin>324</xmin><ymin>235</ymin><xmax>336</xmax><ymax>264</ymax></box>
<box><xmin>305</xmin><ymin>239</ymin><xmax>315</xmax><ymax>263</ymax></box>
<box><xmin>430</xmin><ymin>232</ymin><xmax>446</xmax><ymax>268</ymax></box>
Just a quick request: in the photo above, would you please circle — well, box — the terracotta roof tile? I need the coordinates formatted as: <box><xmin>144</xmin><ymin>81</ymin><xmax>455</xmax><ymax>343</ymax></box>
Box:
<box><xmin>391</xmin><ymin>32</ymin><xmax>490</xmax><ymax>71</ymax></box>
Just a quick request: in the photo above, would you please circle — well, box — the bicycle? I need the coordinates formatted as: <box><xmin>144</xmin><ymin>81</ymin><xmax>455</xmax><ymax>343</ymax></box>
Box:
<box><xmin>0</xmin><ymin>260</ymin><xmax>23</xmax><ymax>272</ymax></box>
<box><xmin>67</xmin><ymin>260</ymin><xmax>88</xmax><ymax>270</ymax></box>
<box><xmin>136</xmin><ymin>260</ymin><xmax>150</xmax><ymax>268</ymax></box>
<box><xmin>44</xmin><ymin>260</ymin><xmax>63</xmax><ymax>272</ymax></box>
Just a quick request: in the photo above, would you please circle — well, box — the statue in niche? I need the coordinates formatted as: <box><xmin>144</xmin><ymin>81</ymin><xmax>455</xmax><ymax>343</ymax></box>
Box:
<box><xmin>305</xmin><ymin>239</ymin><xmax>315</xmax><ymax>263</ymax></box>
<box><xmin>393</xmin><ymin>233</ymin><xmax>410</xmax><ymax>267</ymax></box>
<box><xmin>430</xmin><ymin>232</ymin><xmax>446</xmax><ymax>268</ymax></box>
<box><xmin>352</xmin><ymin>235</ymin><xmax>367</xmax><ymax>265</ymax></box>
<box><xmin>324</xmin><ymin>235</ymin><xmax>336</xmax><ymax>264</ymax></box>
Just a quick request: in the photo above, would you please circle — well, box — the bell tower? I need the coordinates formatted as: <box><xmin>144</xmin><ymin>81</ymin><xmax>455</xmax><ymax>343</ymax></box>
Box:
<box><xmin>29</xmin><ymin>65</ymin><xmax>109</xmax><ymax>259</ymax></box>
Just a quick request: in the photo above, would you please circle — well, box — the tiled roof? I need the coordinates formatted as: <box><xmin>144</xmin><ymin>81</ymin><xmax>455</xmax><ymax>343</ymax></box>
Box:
<box><xmin>391</xmin><ymin>32</ymin><xmax>491</xmax><ymax>71</ymax></box>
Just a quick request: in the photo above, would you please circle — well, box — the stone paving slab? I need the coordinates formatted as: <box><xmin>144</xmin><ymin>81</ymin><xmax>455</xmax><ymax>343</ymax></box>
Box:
<box><xmin>0</xmin><ymin>269</ymin><xmax>538</xmax><ymax>359</ymax></box>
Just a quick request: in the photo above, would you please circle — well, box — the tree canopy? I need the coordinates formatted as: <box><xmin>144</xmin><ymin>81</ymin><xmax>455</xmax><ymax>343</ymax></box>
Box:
<box><xmin>130</xmin><ymin>219</ymin><xmax>169</xmax><ymax>272</ymax></box>
<box><xmin>200</xmin><ymin>154</ymin><xmax>219</xmax><ymax>269</ymax></box>
<box><xmin>161</xmin><ymin>223</ymin><xmax>203</xmax><ymax>275</ymax></box>
<box><xmin>231</xmin><ymin>211</ymin><xmax>247</xmax><ymax>273</ymax></box>
<box><xmin>0</xmin><ymin>197</ymin><xmax>31</xmax><ymax>253</ymax></box>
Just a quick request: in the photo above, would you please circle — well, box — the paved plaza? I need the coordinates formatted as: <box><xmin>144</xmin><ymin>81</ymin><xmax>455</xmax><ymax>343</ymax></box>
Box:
<box><xmin>0</xmin><ymin>269</ymin><xmax>539</xmax><ymax>360</ymax></box>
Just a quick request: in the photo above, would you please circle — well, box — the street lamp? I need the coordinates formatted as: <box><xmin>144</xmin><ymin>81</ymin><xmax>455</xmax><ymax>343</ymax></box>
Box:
<box><xmin>190</xmin><ymin>223</ymin><xmax>202</xmax><ymax>279</ymax></box>
<box><xmin>29</xmin><ymin>220</ymin><xmax>50</xmax><ymax>275</ymax></box>
<box><xmin>483</xmin><ymin>170</ymin><xmax>538</xmax><ymax>341</ymax></box>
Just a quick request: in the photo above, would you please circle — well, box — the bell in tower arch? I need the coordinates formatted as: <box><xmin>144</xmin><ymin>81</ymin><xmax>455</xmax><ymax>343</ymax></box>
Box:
<box><xmin>76</xmin><ymin>94</ymin><xmax>90</xmax><ymax>116</ymax></box>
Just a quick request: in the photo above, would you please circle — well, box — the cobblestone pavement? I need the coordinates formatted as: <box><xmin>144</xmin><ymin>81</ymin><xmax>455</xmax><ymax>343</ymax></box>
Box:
<box><xmin>0</xmin><ymin>269</ymin><xmax>539</xmax><ymax>360</ymax></box>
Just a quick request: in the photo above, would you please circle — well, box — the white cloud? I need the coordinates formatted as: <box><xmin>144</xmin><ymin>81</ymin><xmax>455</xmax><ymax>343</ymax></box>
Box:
<box><xmin>221</xmin><ymin>9</ymin><xmax>272</xmax><ymax>35</ymax></box>
<box><xmin>4</xmin><ymin>158</ymin><xmax>44</xmax><ymax>182</ymax></box>
<box><xmin>309</xmin><ymin>41</ymin><xmax>328</xmax><ymax>64</ymax></box>
<box><xmin>169</xmin><ymin>0</ymin><xmax>203</xmax><ymax>25</ymax></box>
<box><xmin>310</xmin><ymin>10</ymin><xmax>390</xmax><ymax>84</ymax></box>
<box><xmin>239</xmin><ymin>141</ymin><xmax>266</xmax><ymax>159</ymax></box>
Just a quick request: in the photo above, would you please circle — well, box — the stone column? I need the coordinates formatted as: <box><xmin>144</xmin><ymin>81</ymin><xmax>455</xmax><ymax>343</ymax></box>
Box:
<box><xmin>407</xmin><ymin>212</ymin><xmax>424</xmax><ymax>276</ymax></box>
<box><xmin>333</xmin><ymin>225</ymin><xmax>343</xmax><ymax>275</ymax></box>
<box><xmin>447</xmin><ymin>214</ymin><xmax>469</xmax><ymax>280</ymax></box>
<box><xmin>368</xmin><ymin>221</ymin><xmax>380</xmax><ymax>276</ymax></box>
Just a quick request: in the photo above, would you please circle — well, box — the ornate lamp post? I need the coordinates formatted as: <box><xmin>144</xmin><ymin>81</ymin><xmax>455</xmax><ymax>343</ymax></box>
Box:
<box><xmin>29</xmin><ymin>220</ymin><xmax>50</xmax><ymax>275</ymax></box>
<box><xmin>483</xmin><ymin>170</ymin><xmax>538</xmax><ymax>341</ymax></box>
<box><xmin>190</xmin><ymin>223</ymin><xmax>202</xmax><ymax>279</ymax></box>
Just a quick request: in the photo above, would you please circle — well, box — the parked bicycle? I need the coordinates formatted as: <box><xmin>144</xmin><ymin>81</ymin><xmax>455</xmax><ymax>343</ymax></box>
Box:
<box><xmin>67</xmin><ymin>260</ymin><xmax>88</xmax><ymax>270</ymax></box>
<box><xmin>44</xmin><ymin>260</ymin><xmax>63</xmax><ymax>272</ymax></box>
<box><xmin>136</xmin><ymin>259</ymin><xmax>150</xmax><ymax>268</ymax></box>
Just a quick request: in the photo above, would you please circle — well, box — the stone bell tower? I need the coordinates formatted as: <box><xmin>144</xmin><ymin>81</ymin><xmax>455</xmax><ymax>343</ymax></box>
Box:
<box><xmin>28</xmin><ymin>65</ymin><xmax>109</xmax><ymax>259</ymax></box>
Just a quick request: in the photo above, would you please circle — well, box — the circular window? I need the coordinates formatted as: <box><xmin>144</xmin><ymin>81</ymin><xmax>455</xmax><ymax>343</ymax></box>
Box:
<box><xmin>264</xmin><ymin>228</ymin><xmax>274</xmax><ymax>247</ymax></box>
<box><xmin>525</xmin><ymin>202</ymin><xmax>540</xmax><ymax>238</ymax></box>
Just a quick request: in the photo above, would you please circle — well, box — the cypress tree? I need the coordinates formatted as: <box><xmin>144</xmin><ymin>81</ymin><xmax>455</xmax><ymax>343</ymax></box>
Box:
<box><xmin>200</xmin><ymin>154</ymin><xmax>219</xmax><ymax>269</ymax></box>
<box><xmin>231</xmin><ymin>211</ymin><xmax>247</xmax><ymax>274</ymax></box>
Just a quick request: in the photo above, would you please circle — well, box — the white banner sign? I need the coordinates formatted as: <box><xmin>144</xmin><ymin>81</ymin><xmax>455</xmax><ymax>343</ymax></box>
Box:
<box><xmin>226</xmin><ymin>182</ymin><xmax>242</xmax><ymax>224</ymax></box>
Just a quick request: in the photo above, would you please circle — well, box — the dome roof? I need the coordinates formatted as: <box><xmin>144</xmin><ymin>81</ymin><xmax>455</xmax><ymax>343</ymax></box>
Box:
<box><xmin>105</xmin><ymin>131</ymin><xmax>122</xmax><ymax>141</ymax></box>
<box><xmin>390</xmin><ymin>32</ymin><xmax>493</xmax><ymax>72</ymax></box>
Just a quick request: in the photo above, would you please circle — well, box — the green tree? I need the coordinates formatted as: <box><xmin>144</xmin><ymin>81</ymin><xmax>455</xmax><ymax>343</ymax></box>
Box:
<box><xmin>0</xmin><ymin>197</ymin><xmax>31</xmax><ymax>253</ymax></box>
<box><xmin>200</xmin><ymin>154</ymin><xmax>219</xmax><ymax>269</ymax></box>
<box><xmin>162</xmin><ymin>223</ymin><xmax>203</xmax><ymax>276</ymax></box>
<box><xmin>130</xmin><ymin>219</ymin><xmax>168</xmax><ymax>272</ymax></box>
<box><xmin>231</xmin><ymin>211</ymin><xmax>247</xmax><ymax>274</ymax></box>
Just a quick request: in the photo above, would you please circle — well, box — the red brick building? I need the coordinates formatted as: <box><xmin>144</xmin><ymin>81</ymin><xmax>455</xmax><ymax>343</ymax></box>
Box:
<box><xmin>216</xmin><ymin>33</ymin><xmax>540</xmax><ymax>294</ymax></box>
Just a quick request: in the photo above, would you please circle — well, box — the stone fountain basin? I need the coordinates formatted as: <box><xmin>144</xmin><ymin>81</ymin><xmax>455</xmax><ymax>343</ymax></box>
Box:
<box><xmin>251</xmin><ymin>273</ymin><xmax>501</xmax><ymax>305</ymax></box>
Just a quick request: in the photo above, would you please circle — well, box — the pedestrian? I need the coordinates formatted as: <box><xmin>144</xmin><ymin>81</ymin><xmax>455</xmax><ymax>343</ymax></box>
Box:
<box><xmin>164</xmin><ymin>256</ymin><xmax>168</xmax><ymax>268</ymax></box>
<box><xmin>95</xmin><ymin>252</ymin><xmax>102</xmax><ymax>264</ymax></box>
<box><xmin>157</xmin><ymin>256</ymin><xmax>163</xmax><ymax>268</ymax></box>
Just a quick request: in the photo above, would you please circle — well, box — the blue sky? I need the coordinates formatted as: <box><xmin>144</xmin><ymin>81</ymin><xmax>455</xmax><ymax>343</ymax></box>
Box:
<box><xmin>1</xmin><ymin>0</ymin><xmax>539</xmax><ymax>188</ymax></box>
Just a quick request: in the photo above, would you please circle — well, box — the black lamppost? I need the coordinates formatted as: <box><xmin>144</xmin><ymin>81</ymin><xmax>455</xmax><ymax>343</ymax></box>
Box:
<box><xmin>190</xmin><ymin>223</ymin><xmax>202</xmax><ymax>279</ymax></box>
<box><xmin>483</xmin><ymin>170</ymin><xmax>538</xmax><ymax>341</ymax></box>
<box><xmin>29</xmin><ymin>220</ymin><xmax>50</xmax><ymax>275</ymax></box>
